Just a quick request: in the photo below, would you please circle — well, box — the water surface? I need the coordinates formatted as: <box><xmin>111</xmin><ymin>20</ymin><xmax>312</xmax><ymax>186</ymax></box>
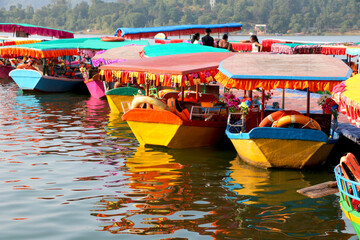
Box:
<box><xmin>0</xmin><ymin>78</ymin><xmax>357</xmax><ymax>239</ymax></box>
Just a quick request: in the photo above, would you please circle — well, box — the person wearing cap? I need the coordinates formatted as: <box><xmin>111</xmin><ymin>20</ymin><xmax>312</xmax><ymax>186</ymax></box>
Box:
<box><xmin>202</xmin><ymin>28</ymin><xmax>214</xmax><ymax>47</ymax></box>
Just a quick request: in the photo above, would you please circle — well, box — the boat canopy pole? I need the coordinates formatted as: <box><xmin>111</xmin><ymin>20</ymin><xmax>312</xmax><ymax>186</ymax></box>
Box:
<box><xmin>282</xmin><ymin>89</ymin><xmax>285</xmax><ymax>109</ymax></box>
<box><xmin>203</xmin><ymin>83</ymin><xmax>206</xmax><ymax>93</ymax></box>
<box><xmin>146</xmin><ymin>84</ymin><xmax>149</xmax><ymax>96</ymax></box>
<box><xmin>306</xmin><ymin>88</ymin><xmax>310</xmax><ymax>116</ymax></box>
<box><xmin>42</xmin><ymin>58</ymin><xmax>46</xmax><ymax>75</ymax></box>
<box><xmin>196</xmin><ymin>84</ymin><xmax>199</xmax><ymax>101</ymax></box>
<box><xmin>248</xmin><ymin>90</ymin><xmax>253</xmax><ymax>100</ymax></box>
<box><xmin>261</xmin><ymin>89</ymin><xmax>265</xmax><ymax>120</ymax></box>
<box><xmin>181</xmin><ymin>86</ymin><xmax>185</xmax><ymax>103</ymax></box>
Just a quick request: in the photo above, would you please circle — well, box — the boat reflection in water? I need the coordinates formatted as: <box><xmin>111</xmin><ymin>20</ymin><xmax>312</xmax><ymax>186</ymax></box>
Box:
<box><xmin>214</xmin><ymin>156</ymin><xmax>352</xmax><ymax>239</ymax></box>
<box><xmin>92</xmin><ymin>113</ymin><xmax>355</xmax><ymax>239</ymax></box>
<box><xmin>89</xmin><ymin>137</ymin><xmax>354</xmax><ymax>239</ymax></box>
<box><xmin>92</xmin><ymin>147</ymin><xmax>186</xmax><ymax>235</ymax></box>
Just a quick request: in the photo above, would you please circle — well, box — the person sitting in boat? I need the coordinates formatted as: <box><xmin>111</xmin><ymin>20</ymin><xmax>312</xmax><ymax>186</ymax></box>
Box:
<box><xmin>240</xmin><ymin>35</ymin><xmax>263</xmax><ymax>52</ymax></box>
<box><xmin>191</xmin><ymin>33</ymin><xmax>200</xmax><ymax>44</ymax></box>
<box><xmin>218</xmin><ymin>34</ymin><xmax>236</xmax><ymax>52</ymax></box>
<box><xmin>16</xmin><ymin>58</ymin><xmax>38</xmax><ymax>71</ymax></box>
<box><xmin>201</xmin><ymin>28</ymin><xmax>214</xmax><ymax>47</ymax></box>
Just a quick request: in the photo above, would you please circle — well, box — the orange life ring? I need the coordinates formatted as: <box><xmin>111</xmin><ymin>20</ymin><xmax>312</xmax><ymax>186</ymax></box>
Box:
<box><xmin>259</xmin><ymin>110</ymin><xmax>301</xmax><ymax>127</ymax></box>
<box><xmin>275</xmin><ymin>114</ymin><xmax>321</xmax><ymax>130</ymax></box>
<box><xmin>100</xmin><ymin>37</ymin><xmax>125</xmax><ymax>42</ymax></box>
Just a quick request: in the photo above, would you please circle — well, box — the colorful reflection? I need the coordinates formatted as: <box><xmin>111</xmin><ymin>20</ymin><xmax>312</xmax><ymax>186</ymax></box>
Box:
<box><xmin>211</xmin><ymin>156</ymin><xmax>353</xmax><ymax>239</ymax></box>
<box><xmin>93</xmin><ymin>147</ymin><xmax>187</xmax><ymax>235</ymax></box>
<box><xmin>228</xmin><ymin>156</ymin><xmax>309</xmax><ymax>205</ymax></box>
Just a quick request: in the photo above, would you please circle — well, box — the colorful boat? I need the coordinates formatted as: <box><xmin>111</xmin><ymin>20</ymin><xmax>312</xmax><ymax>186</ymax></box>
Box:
<box><xmin>114</xmin><ymin>23</ymin><xmax>242</xmax><ymax>40</ymax></box>
<box><xmin>99</xmin><ymin>48</ymin><xmax>230</xmax><ymax>114</ymax></box>
<box><xmin>0</xmin><ymin>23</ymin><xmax>74</xmax><ymax>39</ymax></box>
<box><xmin>333</xmin><ymin>74</ymin><xmax>360</xmax><ymax>127</ymax></box>
<box><xmin>2</xmin><ymin>38</ymin><xmax>148</xmax><ymax>93</ymax></box>
<box><xmin>141</xmin><ymin>42</ymin><xmax>229</xmax><ymax>58</ymax></box>
<box><xmin>87</xmin><ymin>45</ymin><xmax>147</xmax><ymax>98</ymax></box>
<box><xmin>271</xmin><ymin>43</ymin><xmax>323</xmax><ymax>54</ymax></box>
<box><xmin>334</xmin><ymin>154</ymin><xmax>360</xmax><ymax>238</ymax></box>
<box><xmin>0</xmin><ymin>65</ymin><xmax>13</xmax><ymax>79</ymax></box>
<box><xmin>0</xmin><ymin>22</ymin><xmax>74</xmax><ymax>79</ymax></box>
<box><xmin>215</xmin><ymin>54</ymin><xmax>352</xmax><ymax>169</ymax></box>
<box><xmin>9</xmin><ymin>69</ymin><xmax>83</xmax><ymax>92</ymax></box>
<box><xmin>100</xmin><ymin>52</ymin><xmax>235</xmax><ymax>148</ymax></box>
<box><xmin>105</xmin><ymin>87</ymin><xmax>145</xmax><ymax>114</ymax></box>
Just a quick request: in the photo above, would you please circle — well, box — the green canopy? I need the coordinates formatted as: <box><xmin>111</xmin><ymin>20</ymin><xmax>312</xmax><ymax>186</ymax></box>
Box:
<box><xmin>143</xmin><ymin>43</ymin><xmax>229</xmax><ymax>57</ymax></box>
<box><xmin>0</xmin><ymin>37</ymin><xmax>149</xmax><ymax>58</ymax></box>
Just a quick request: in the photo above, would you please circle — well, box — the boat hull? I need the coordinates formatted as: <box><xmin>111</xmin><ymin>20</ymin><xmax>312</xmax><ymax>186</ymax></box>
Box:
<box><xmin>227</xmin><ymin>127</ymin><xmax>335</xmax><ymax>169</ymax></box>
<box><xmin>0</xmin><ymin>65</ymin><xmax>13</xmax><ymax>79</ymax></box>
<box><xmin>123</xmin><ymin>108</ymin><xmax>226</xmax><ymax>148</ymax></box>
<box><xmin>85</xmin><ymin>80</ymin><xmax>105</xmax><ymax>98</ymax></box>
<box><xmin>106</xmin><ymin>95</ymin><xmax>135</xmax><ymax>114</ymax></box>
<box><xmin>127</xmin><ymin>121</ymin><xmax>225</xmax><ymax>148</ymax></box>
<box><xmin>10</xmin><ymin>69</ymin><xmax>84</xmax><ymax>93</ymax></box>
<box><xmin>231</xmin><ymin>138</ymin><xmax>333</xmax><ymax>169</ymax></box>
<box><xmin>340</xmin><ymin>193</ymin><xmax>360</xmax><ymax>238</ymax></box>
<box><xmin>106</xmin><ymin>87</ymin><xmax>144</xmax><ymax>114</ymax></box>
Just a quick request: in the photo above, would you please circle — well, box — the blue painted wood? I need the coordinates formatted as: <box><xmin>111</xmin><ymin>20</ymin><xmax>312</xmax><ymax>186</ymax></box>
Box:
<box><xmin>10</xmin><ymin>69</ymin><xmax>41</xmax><ymax>90</ymax></box>
<box><xmin>218</xmin><ymin>64</ymin><xmax>352</xmax><ymax>81</ymax></box>
<box><xmin>10</xmin><ymin>69</ymin><xmax>83</xmax><ymax>93</ymax></box>
<box><xmin>338</xmin><ymin>123</ymin><xmax>360</xmax><ymax>145</ymax></box>
<box><xmin>226</xmin><ymin>127</ymin><xmax>329</xmax><ymax>142</ymax></box>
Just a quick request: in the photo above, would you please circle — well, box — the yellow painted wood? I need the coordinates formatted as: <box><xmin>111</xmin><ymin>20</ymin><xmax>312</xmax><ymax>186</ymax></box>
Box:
<box><xmin>127</xmin><ymin>121</ymin><xmax>225</xmax><ymax>148</ymax></box>
<box><xmin>341</xmin><ymin>204</ymin><xmax>360</xmax><ymax>226</ymax></box>
<box><xmin>127</xmin><ymin>121</ymin><xmax>180</xmax><ymax>147</ymax></box>
<box><xmin>231</xmin><ymin>138</ymin><xmax>334</xmax><ymax>169</ymax></box>
<box><xmin>106</xmin><ymin>95</ymin><xmax>134</xmax><ymax>114</ymax></box>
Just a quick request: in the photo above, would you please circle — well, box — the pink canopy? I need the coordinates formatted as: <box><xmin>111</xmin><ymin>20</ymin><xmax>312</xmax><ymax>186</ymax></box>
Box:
<box><xmin>0</xmin><ymin>23</ymin><xmax>74</xmax><ymax>39</ymax></box>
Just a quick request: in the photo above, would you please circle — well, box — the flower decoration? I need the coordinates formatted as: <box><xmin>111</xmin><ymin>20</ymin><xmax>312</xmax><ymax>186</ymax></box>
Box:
<box><xmin>253</xmin><ymin>88</ymin><xmax>273</xmax><ymax>108</ymax></box>
<box><xmin>318</xmin><ymin>93</ymin><xmax>339</xmax><ymax>118</ymax></box>
<box><xmin>218</xmin><ymin>92</ymin><xmax>240</xmax><ymax>112</ymax></box>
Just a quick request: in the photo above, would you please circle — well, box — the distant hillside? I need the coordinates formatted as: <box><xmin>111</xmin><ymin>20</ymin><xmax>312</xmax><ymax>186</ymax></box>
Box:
<box><xmin>0</xmin><ymin>0</ymin><xmax>358</xmax><ymax>35</ymax></box>
<box><xmin>0</xmin><ymin>0</ymin><xmax>116</xmax><ymax>9</ymax></box>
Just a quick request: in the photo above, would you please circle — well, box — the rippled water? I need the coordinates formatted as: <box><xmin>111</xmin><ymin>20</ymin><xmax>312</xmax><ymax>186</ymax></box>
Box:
<box><xmin>0</xmin><ymin>79</ymin><xmax>357</xmax><ymax>240</ymax></box>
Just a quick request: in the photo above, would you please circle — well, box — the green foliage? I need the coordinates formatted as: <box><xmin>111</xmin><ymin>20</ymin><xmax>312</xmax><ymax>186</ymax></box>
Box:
<box><xmin>0</xmin><ymin>0</ymin><xmax>358</xmax><ymax>34</ymax></box>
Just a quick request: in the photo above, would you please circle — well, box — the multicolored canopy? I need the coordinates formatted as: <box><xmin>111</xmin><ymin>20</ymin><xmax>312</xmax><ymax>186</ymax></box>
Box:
<box><xmin>271</xmin><ymin>43</ymin><xmax>322</xmax><ymax>54</ymax></box>
<box><xmin>333</xmin><ymin>74</ymin><xmax>360</xmax><ymax>127</ymax></box>
<box><xmin>346</xmin><ymin>46</ymin><xmax>360</xmax><ymax>56</ymax></box>
<box><xmin>115</xmin><ymin>23</ymin><xmax>242</xmax><ymax>39</ymax></box>
<box><xmin>99</xmin><ymin>52</ymin><xmax>235</xmax><ymax>87</ymax></box>
<box><xmin>321</xmin><ymin>43</ymin><xmax>348</xmax><ymax>55</ymax></box>
<box><xmin>0</xmin><ymin>38</ymin><xmax>149</xmax><ymax>59</ymax></box>
<box><xmin>91</xmin><ymin>45</ymin><xmax>145</xmax><ymax>67</ymax></box>
<box><xmin>142</xmin><ymin>43</ymin><xmax>229</xmax><ymax>58</ymax></box>
<box><xmin>0</xmin><ymin>23</ymin><xmax>74</xmax><ymax>39</ymax></box>
<box><xmin>215</xmin><ymin>54</ymin><xmax>352</xmax><ymax>92</ymax></box>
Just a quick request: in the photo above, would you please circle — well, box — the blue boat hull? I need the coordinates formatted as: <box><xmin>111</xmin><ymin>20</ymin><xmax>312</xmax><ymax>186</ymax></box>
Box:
<box><xmin>10</xmin><ymin>69</ymin><xmax>84</xmax><ymax>93</ymax></box>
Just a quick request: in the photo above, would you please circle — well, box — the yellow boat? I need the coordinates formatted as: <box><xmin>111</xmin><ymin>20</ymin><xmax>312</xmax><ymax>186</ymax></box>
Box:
<box><xmin>105</xmin><ymin>87</ymin><xmax>144</xmax><ymax>114</ymax></box>
<box><xmin>228</xmin><ymin>124</ymin><xmax>336</xmax><ymax>169</ymax></box>
<box><xmin>122</xmin><ymin>96</ymin><xmax>227</xmax><ymax>148</ymax></box>
<box><xmin>215</xmin><ymin>54</ymin><xmax>352</xmax><ymax>169</ymax></box>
